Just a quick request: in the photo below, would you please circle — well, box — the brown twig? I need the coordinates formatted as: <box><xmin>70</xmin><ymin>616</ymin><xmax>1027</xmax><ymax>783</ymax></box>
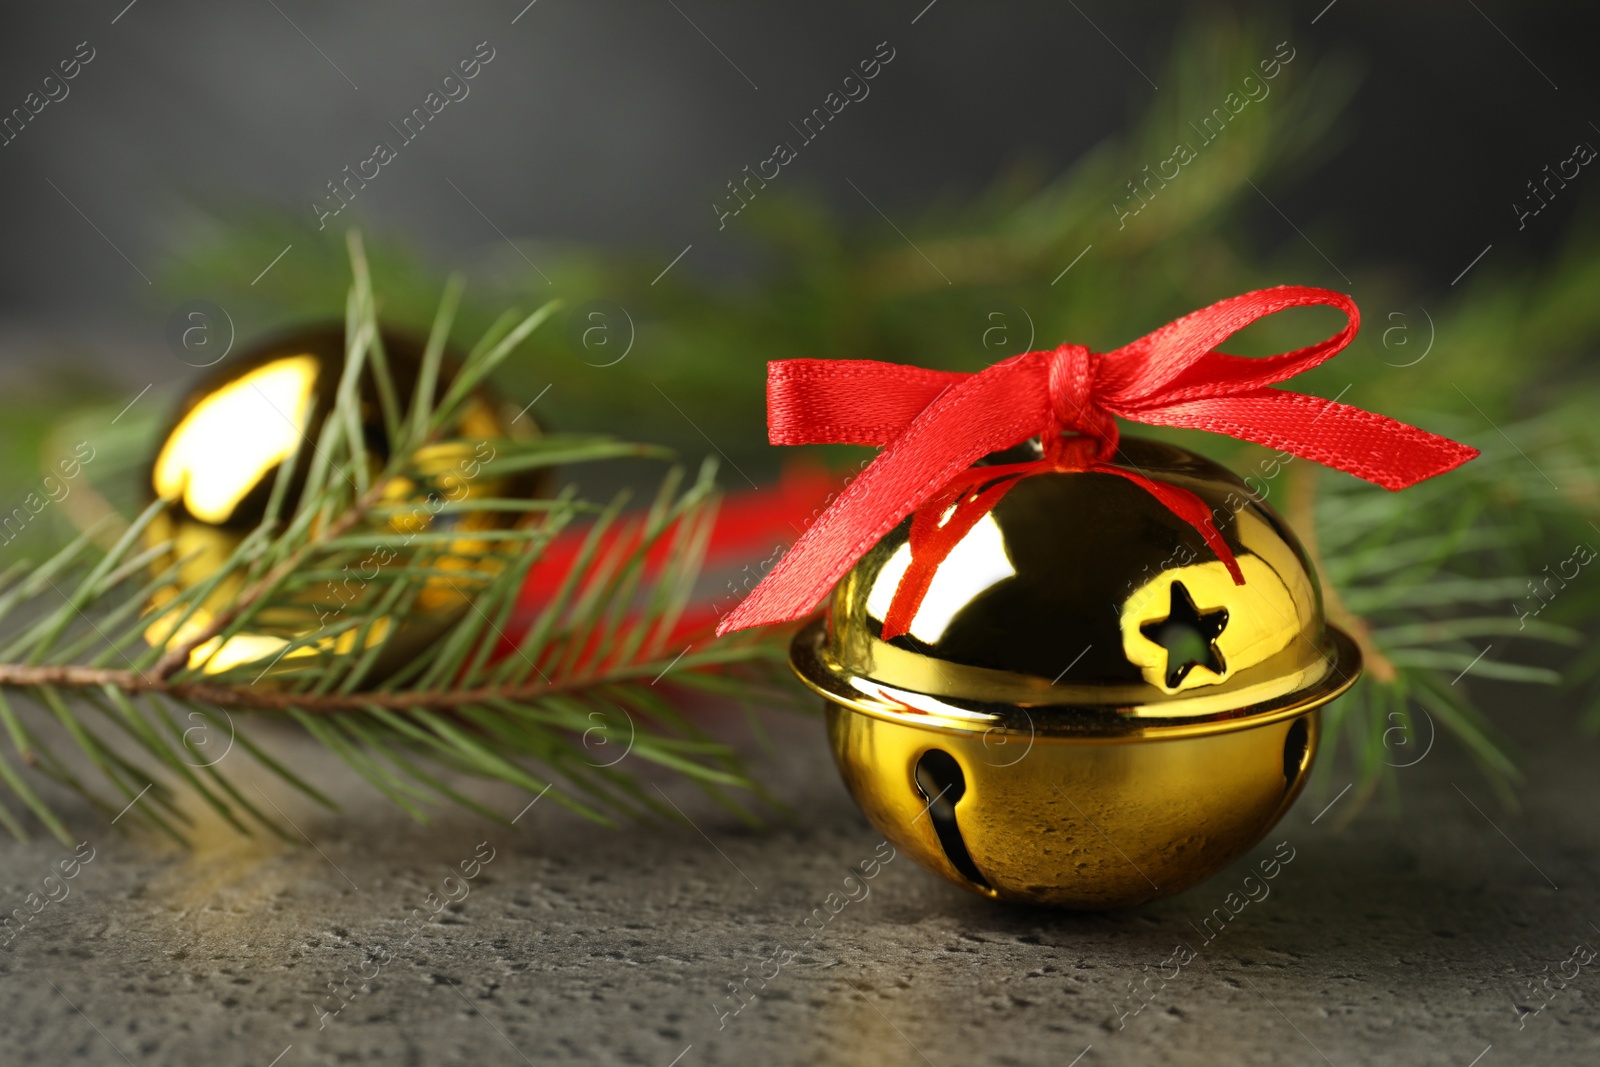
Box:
<box><xmin>0</xmin><ymin>642</ymin><xmax>780</xmax><ymax>713</ymax></box>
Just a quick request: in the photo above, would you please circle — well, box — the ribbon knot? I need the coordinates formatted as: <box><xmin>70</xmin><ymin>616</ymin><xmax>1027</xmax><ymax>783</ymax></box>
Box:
<box><xmin>1042</xmin><ymin>343</ymin><xmax>1116</xmax><ymax>466</ymax></box>
<box><xmin>718</xmin><ymin>285</ymin><xmax>1479</xmax><ymax>637</ymax></box>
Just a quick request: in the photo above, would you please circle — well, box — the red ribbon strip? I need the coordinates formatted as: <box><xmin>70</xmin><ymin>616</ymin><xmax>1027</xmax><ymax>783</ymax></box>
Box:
<box><xmin>716</xmin><ymin>286</ymin><xmax>1479</xmax><ymax>637</ymax></box>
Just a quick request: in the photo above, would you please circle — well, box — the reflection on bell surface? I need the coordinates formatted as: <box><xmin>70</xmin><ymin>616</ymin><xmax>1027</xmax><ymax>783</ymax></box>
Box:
<box><xmin>792</xmin><ymin>437</ymin><xmax>1360</xmax><ymax>909</ymax></box>
<box><xmin>145</xmin><ymin>325</ymin><xmax>546</xmax><ymax>680</ymax></box>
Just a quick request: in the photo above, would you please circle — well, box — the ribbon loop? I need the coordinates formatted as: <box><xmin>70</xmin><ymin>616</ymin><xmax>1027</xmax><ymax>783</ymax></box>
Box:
<box><xmin>717</xmin><ymin>286</ymin><xmax>1479</xmax><ymax>635</ymax></box>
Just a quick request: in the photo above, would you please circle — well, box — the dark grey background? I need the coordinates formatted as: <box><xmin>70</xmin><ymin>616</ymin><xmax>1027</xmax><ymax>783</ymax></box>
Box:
<box><xmin>0</xmin><ymin>1</ymin><xmax>1596</xmax><ymax>389</ymax></box>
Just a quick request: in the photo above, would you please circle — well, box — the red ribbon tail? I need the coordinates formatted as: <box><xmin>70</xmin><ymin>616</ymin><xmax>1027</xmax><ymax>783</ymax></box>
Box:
<box><xmin>715</xmin><ymin>358</ymin><xmax>1047</xmax><ymax>634</ymax></box>
<box><xmin>1108</xmin><ymin>467</ymin><xmax>1245</xmax><ymax>585</ymax></box>
<box><xmin>880</xmin><ymin>472</ymin><xmax>1025</xmax><ymax>641</ymax></box>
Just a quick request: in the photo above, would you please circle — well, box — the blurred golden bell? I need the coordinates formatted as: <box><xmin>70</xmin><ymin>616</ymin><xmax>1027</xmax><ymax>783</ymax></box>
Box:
<box><xmin>792</xmin><ymin>437</ymin><xmax>1361</xmax><ymax>908</ymax></box>
<box><xmin>145</xmin><ymin>325</ymin><xmax>547</xmax><ymax>680</ymax></box>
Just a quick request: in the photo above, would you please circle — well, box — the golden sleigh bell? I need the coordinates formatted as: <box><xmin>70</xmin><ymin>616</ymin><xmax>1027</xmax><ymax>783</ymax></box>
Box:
<box><xmin>145</xmin><ymin>325</ymin><xmax>547</xmax><ymax>681</ymax></box>
<box><xmin>791</xmin><ymin>437</ymin><xmax>1361</xmax><ymax>909</ymax></box>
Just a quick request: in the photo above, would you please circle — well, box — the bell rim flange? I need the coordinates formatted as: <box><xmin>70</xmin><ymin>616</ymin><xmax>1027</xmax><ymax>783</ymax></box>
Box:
<box><xmin>789</xmin><ymin>615</ymin><xmax>1362</xmax><ymax>742</ymax></box>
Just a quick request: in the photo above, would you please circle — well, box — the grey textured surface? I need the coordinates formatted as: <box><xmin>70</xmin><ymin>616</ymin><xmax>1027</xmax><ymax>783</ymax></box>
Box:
<box><xmin>1</xmin><ymin>691</ymin><xmax>1596</xmax><ymax>1067</ymax></box>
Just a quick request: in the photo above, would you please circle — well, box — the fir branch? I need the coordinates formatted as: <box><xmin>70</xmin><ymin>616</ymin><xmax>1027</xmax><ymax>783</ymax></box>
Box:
<box><xmin>0</xmin><ymin>234</ymin><xmax>796</xmax><ymax>845</ymax></box>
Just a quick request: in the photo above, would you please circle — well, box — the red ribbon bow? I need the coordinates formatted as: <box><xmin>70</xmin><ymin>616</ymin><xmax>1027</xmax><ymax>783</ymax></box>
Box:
<box><xmin>716</xmin><ymin>286</ymin><xmax>1478</xmax><ymax>637</ymax></box>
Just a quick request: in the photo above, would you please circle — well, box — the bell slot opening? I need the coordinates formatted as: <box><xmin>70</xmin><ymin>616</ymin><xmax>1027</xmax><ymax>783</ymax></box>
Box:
<box><xmin>1282</xmin><ymin>718</ymin><xmax>1310</xmax><ymax>790</ymax></box>
<box><xmin>913</xmin><ymin>749</ymin><xmax>992</xmax><ymax>891</ymax></box>
<box><xmin>1140</xmin><ymin>581</ymin><xmax>1228</xmax><ymax>688</ymax></box>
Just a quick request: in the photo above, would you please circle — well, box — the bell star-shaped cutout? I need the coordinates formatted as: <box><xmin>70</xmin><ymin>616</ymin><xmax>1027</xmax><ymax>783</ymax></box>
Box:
<box><xmin>1140</xmin><ymin>581</ymin><xmax>1228</xmax><ymax>688</ymax></box>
